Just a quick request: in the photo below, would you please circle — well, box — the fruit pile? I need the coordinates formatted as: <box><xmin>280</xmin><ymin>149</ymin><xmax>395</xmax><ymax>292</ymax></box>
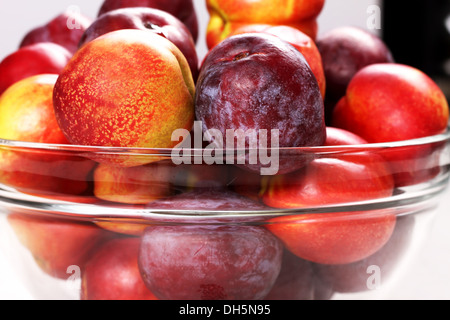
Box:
<box><xmin>1</xmin><ymin>0</ymin><xmax>449</xmax><ymax>300</ymax></box>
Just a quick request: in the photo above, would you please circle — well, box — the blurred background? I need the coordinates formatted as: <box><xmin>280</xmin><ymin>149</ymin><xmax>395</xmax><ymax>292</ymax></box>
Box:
<box><xmin>0</xmin><ymin>0</ymin><xmax>449</xmax><ymax>300</ymax></box>
<box><xmin>382</xmin><ymin>0</ymin><xmax>450</xmax><ymax>101</ymax></box>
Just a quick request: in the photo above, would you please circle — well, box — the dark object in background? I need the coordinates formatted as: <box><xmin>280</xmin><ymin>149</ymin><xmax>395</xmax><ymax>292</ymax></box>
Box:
<box><xmin>382</xmin><ymin>0</ymin><xmax>450</xmax><ymax>100</ymax></box>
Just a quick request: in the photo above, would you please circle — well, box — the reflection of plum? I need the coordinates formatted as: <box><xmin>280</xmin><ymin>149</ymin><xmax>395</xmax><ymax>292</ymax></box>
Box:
<box><xmin>138</xmin><ymin>225</ymin><xmax>283</xmax><ymax>300</ymax></box>
<box><xmin>313</xmin><ymin>215</ymin><xmax>416</xmax><ymax>294</ymax></box>
<box><xmin>147</xmin><ymin>188</ymin><xmax>269</xmax><ymax>211</ymax></box>
<box><xmin>264</xmin><ymin>249</ymin><xmax>315</xmax><ymax>300</ymax></box>
<box><xmin>170</xmin><ymin>164</ymin><xmax>232</xmax><ymax>191</ymax></box>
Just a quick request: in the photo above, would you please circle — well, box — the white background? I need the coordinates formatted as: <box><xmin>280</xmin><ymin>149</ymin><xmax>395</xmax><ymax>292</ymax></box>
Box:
<box><xmin>0</xmin><ymin>0</ymin><xmax>449</xmax><ymax>300</ymax></box>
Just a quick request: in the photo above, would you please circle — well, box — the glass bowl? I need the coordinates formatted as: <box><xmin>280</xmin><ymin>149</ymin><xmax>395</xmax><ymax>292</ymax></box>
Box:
<box><xmin>0</xmin><ymin>127</ymin><xmax>449</xmax><ymax>301</ymax></box>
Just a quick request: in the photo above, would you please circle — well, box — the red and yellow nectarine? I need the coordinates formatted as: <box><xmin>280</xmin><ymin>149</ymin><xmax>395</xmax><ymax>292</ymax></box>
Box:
<box><xmin>53</xmin><ymin>29</ymin><xmax>195</xmax><ymax>167</ymax></box>
<box><xmin>206</xmin><ymin>0</ymin><xmax>325</xmax><ymax>48</ymax></box>
<box><xmin>0</xmin><ymin>74</ymin><xmax>95</xmax><ymax>199</ymax></box>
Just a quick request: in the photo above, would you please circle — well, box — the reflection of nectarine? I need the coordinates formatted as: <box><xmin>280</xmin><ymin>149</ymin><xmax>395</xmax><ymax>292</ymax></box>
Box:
<box><xmin>93</xmin><ymin>161</ymin><xmax>174</xmax><ymax>205</ymax></box>
<box><xmin>266</xmin><ymin>210</ymin><xmax>397</xmax><ymax>265</ymax></box>
<box><xmin>263</xmin><ymin>127</ymin><xmax>396</xmax><ymax>265</ymax></box>
<box><xmin>262</xmin><ymin>127</ymin><xmax>394</xmax><ymax>209</ymax></box>
<box><xmin>53</xmin><ymin>29</ymin><xmax>195</xmax><ymax>167</ymax></box>
<box><xmin>313</xmin><ymin>215</ymin><xmax>415</xmax><ymax>294</ymax></box>
<box><xmin>8</xmin><ymin>213</ymin><xmax>111</xmax><ymax>279</ymax></box>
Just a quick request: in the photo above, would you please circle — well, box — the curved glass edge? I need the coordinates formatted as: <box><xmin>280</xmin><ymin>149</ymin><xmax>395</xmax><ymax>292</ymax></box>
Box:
<box><xmin>0</xmin><ymin>126</ymin><xmax>448</xmax><ymax>157</ymax></box>
<box><xmin>0</xmin><ymin>170</ymin><xmax>448</xmax><ymax>224</ymax></box>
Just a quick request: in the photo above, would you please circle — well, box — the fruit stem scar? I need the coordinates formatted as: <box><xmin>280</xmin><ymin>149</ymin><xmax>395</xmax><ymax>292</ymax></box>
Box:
<box><xmin>233</xmin><ymin>52</ymin><xmax>250</xmax><ymax>61</ymax></box>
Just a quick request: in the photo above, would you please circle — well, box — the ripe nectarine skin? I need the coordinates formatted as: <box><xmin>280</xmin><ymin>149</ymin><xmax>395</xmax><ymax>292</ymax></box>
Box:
<box><xmin>195</xmin><ymin>33</ymin><xmax>326</xmax><ymax>174</ymax></box>
<box><xmin>206</xmin><ymin>0</ymin><xmax>325</xmax><ymax>48</ymax></box>
<box><xmin>138</xmin><ymin>225</ymin><xmax>283</xmax><ymax>300</ymax></box>
<box><xmin>98</xmin><ymin>0</ymin><xmax>199</xmax><ymax>43</ymax></box>
<box><xmin>0</xmin><ymin>74</ymin><xmax>95</xmax><ymax>198</ymax></box>
<box><xmin>79</xmin><ymin>7</ymin><xmax>199</xmax><ymax>81</ymax></box>
<box><xmin>53</xmin><ymin>29</ymin><xmax>195</xmax><ymax>166</ymax></box>
<box><xmin>262</xmin><ymin>127</ymin><xmax>394</xmax><ymax>208</ymax></box>
<box><xmin>0</xmin><ymin>43</ymin><xmax>71</xmax><ymax>96</ymax></box>
<box><xmin>0</xmin><ymin>74</ymin><xmax>67</xmax><ymax>144</ymax></box>
<box><xmin>93</xmin><ymin>161</ymin><xmax>174</xmax><ymax>205</ymax></box>
<box><xmin>332</xmin><ymin>63</ymin><xmax>449</xmax><ymax>187</ymax></box>
<box><xmin>266</xmin><ymin>210</ymin><xmax>397</xmax><ymax>265</ymax></box>
<box><xmin>20</xmin><ymin>11</ymin><xmax>92</xmax><ymax>54</ymax></box>
<box><xmin>333</xmin><ymin>63</ymin><xmax>449</xmax><ymax>143</ymax></box>
<box><xmin>262</xmin><ymin>154</ymin><xmax>395</xmax><ymax>209</ymax></box>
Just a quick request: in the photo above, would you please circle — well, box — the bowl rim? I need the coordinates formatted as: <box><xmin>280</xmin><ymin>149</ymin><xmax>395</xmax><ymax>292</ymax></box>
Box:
<box><xmin>0</xmin><ymin>126</ymin><xmax>449</xmax><ymax>156</ymax></box>
<box><xmin>0</xmin><ymin>126</ymin><xmax>449</xmax><ymax>222</ymax></box>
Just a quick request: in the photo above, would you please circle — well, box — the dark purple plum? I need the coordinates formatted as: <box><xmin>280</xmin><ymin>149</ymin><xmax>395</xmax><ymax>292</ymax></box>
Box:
<box><xmin>79</xmin><ymin>7</ymin><xmax>199</xmax><ymax>80</ymax></box>
<box><xmin>138</xmin><ymin>225</ymin><xmax>283</xmax><ymax>300</ymax></box>
<box><xmin>264</xmin><ymin>249</ymin><xmax>315</xmax><ymax>300</ymax></box>
<box><xmin>195</xmin><ymin>33</ymin><xmax>326</xmax><ymax>175</ymax></box>
<box><xmin>147</xmin><ymin>188</ymin><xmax>268</xmax><ymax>212</ymax></box>
<box><xmin>316</xmin><ymin>26</ymin><xmax>394</xmax><ymax>123</ymax></box>
<box><xmin>97</xmin><ymin>0</ymin><xmax>199</xmax><ymax>43</ymax></box>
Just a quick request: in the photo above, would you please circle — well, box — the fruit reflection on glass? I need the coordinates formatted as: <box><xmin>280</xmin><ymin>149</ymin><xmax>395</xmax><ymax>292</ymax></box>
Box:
<box><xmin>7</xmin><ymin>212</ymin><xmax>111</xmax><ymax>279</ymax></box>
<box><xmin>263</xmin><ymin>127</ymin><xmax>397</xmax><ymax>265</ymax></box>
<box><xmin>138</xmin><ymin>225</ymin><xmax>284</xmax><ymax>300</ymax></box>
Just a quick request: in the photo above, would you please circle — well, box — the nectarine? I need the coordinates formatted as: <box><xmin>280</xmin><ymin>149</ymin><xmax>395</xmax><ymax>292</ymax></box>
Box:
<box><xmin>0</xmin><ymin>74</ymin><xmax>95</xmax><ymax>199</ymax></box>
<box><xmin>0</xmin><ymin>43</ymin><xmax>71</xmax><ymax>96</ymax></box>
<box><xmin>53</xmin><ymin>29</ymin><xmax>195</xmax><ymax>167</ymax></box>
<box><xmin>332</xmin><ymin>63</ymin><xmax>449</xmax><ymax>186</ymax></box>
<box><xmin>206</xmin><ymin>0</ymin><xmax>325</xmax><ymax>48</ymax></box>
